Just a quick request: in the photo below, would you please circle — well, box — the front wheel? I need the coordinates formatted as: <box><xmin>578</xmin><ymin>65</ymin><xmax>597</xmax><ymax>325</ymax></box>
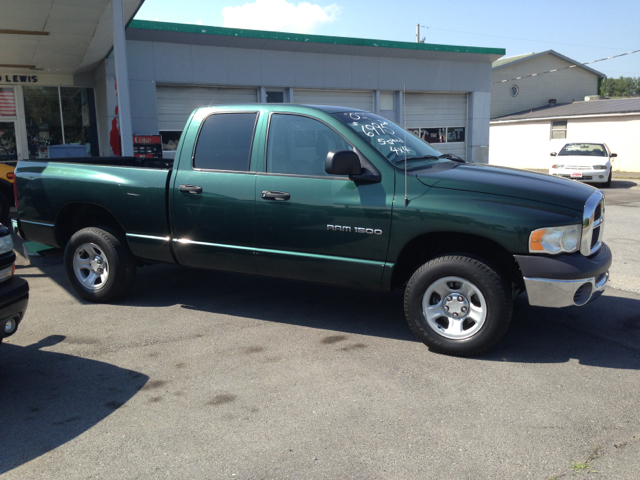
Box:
<box><xmin>404</xmin><ymin>255</ymin><xmax>513</xmax><ymax>356</ymax></box>
<box><xmin>602</xmin><ymin>170</ymin><xmax>612</xmax><ymax>188</ymax></box>
<box><xmin>64</xmin><ymin>226</ymin><xmax>137</xmax><ymax>303</ymax></box>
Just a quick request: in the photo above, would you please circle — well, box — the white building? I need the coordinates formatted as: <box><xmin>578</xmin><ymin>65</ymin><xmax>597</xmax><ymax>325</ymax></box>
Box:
<box><xmin>491</xmin><ymin>50</ymin><xmax>604</xmax><ymax>119</ymax></box>
<box><xmin>489</xmin><ymin>97</ymin><xmax>640</xmax><ymax>172</ymax></box>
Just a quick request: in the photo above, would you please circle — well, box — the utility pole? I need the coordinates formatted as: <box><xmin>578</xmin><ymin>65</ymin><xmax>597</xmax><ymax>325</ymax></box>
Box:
<box><xmin>416</xmin><ymin>24</ymin><xmax>426</xmax><ymax>43</ymax></box>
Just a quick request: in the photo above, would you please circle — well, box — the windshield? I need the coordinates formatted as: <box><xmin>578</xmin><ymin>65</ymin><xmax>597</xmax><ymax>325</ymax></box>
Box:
<box><xmin>558</xmin><ymin>143</ymin><xmax>607</xmax><ymax>157</ymax></box>
<box><xmin>332</xmin><ymin>112</ymin><xmax>448</xmax><ymax>167</ymax></box>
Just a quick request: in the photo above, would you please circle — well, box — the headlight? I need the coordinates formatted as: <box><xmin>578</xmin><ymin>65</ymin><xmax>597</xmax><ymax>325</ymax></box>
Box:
<box><xmin>0</xmin><ymin>235</ymin><xmax>13</xmax><ymax>255</ymax></box>
<box><xmin>593</xmin><ymin>165</ymin><xmax>607</xmax><ymax>170</ymax></box>
<box><xmin>551</xmin><ymin>164</ymin><xmax>564</xmax><ymax>169</ymax></box>
<box><xmin>529</xmin><ymin>225</ymin><xmax>581</xmax><ymax>254</ymax></box>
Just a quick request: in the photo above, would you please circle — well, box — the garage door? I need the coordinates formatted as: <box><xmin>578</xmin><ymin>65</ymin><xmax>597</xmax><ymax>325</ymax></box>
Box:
<box><xmin>405</xmin><ymin>93</ymin><xmax>467</xmax><ymax>160</ymax></box>
<box><xmin>293</xmin><ymin>89</ymin><xmax>374</xmax><ymax>111</ymax></box>
<box><xmin>156</xmin><ymin>86</ymin><xmax>258</xmax><ymax>131</ymax></box>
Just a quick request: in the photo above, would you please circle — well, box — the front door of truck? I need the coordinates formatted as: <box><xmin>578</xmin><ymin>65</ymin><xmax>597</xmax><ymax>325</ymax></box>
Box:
<box><xmin>171</xmin><ymin>111</ymin><xmax>259</xmax><ymax>274</ymax></box>
<box><xmin>254</xmin><ymin>113</ymin><xmax>394</xmax><ymax>289</ymax></box>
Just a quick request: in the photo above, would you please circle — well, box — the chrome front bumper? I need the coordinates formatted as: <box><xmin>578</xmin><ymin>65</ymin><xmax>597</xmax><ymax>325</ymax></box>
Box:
<box><xmin>524</xmin><ymin>271</ymin><xmax>609</xmax><ymax>308</ymax></box>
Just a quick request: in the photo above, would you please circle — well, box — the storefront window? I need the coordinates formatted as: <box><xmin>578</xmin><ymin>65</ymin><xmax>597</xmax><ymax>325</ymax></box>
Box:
<box><xmin>23</xmin><ymin>87</ymin><xmax>62</xmax><ymax>159</ymax></box>
<box><xmin>23</xmin><ymin>86</ymin><xmax>98</xmax><ymax>159</ymax></box>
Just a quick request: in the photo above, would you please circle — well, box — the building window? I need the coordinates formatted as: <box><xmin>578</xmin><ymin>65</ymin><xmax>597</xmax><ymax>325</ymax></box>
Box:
<box><xmin>408</xmin><ymin>127</ymin><xmax>466</xmax><ymax>144</ymax></box>
<box><xmin>266</xmin><ymin>91</ymin><xmax>284</xmax><ymax>103</ymax></box>
<box><xmin>551</xmin><ymin>121</ymin><xmax>567</xmax><ymax>139</ymax></box>
<box><xmin>160</xmin><ymin>131</ymin><xmax>182</xmax><ymax>151</ymax></box>
<box><xmin>23</xmin><ymin>86</ymin><xmax>98</xmax><ymax>159</ymax></box>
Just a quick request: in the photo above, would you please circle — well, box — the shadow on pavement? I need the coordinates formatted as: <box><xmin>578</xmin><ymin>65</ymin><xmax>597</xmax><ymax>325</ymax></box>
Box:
<box><xmin>27</xmin><ymin>260</ymin><xmax>640</xmax><ymax>370</ymax></box>
<box><xmin>0</xmin><ymin>335</ymin><xmax>148</xmax><ymax>474</ymax></box>
<box><xmin>482</xmin><ymin>292</ymin><xmax>640</xmax><ymax>369</ymax></box>
<box><xmin>608</xmin><ymin>180</ymin><xmax>637</xmax><ymax>189</ymax></box>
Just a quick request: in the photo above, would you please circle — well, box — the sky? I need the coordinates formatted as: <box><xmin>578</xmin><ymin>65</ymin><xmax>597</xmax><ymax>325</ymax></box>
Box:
<box><xmin>134</xmin><ymin>0</ymin><xmax>640</xmax><ymax>79</ymax></box>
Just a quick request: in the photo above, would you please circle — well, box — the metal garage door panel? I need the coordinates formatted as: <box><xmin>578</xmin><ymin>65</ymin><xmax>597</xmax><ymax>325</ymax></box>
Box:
<box><xmin>405</xmin><ymin>93</ymin><xmax>467</xmax><ymax>128</ymax></box>
<box><xmin>405</xmin><ymin>93</ymin><xmax>467</xmax><ymax>160</ymax></box>
<box><xmin>294</xmin><ymin>89</ymin><xmax>374</xmax><ymax>111</ymax></box>
<box><xmin>157</xmin><ymin>86</ymin><xmax>258</xmax><ymax>131</ymax></box>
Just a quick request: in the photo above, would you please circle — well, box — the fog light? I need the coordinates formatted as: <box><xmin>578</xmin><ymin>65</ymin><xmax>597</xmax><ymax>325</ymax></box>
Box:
<box><xmin>599</xmin><ymin>175</ymin><xmax>604</xmax><ymax>179</ymax></box>
<box><xmin>4</xmin><ymin>317</ymin><xmax>16</xmax><ymax>335</ymax></box>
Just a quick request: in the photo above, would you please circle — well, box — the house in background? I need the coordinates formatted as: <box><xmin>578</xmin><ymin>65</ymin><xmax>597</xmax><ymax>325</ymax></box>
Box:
<box><xmin>487</xmin><ymin>50</ymin><xmax>639</xmax><ymax>173</ymax></box>
<box><xmin>489</xmin><ymin>97</ymin><xmax>640</xmax><ymax>172</ymax></box>
<box><xmin>490</xmin><ymin>50</ymin><xmax>605</xmax><ymax>119</ymax></box>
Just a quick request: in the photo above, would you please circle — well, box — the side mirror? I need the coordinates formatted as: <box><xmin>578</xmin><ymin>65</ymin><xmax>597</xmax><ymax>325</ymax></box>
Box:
<box><xmin>550</xmin><ymin>152</ymin><xmax>557</xmax><ymax>156</ymax></box>
<box><xmin>610</xmin><ymin>153</ymin><xmax>617</xmax><ymax>157</ymax></box>
<box><xmin>325</xmin><ymin>150</ymin><xmax>361</xmax><ymax>176</ymax></box>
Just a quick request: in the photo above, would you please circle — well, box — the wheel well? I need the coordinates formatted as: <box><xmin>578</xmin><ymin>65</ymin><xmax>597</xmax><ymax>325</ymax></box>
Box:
<box><xmin>390</xmin><ymin>232</ymin><xmax>524</xmax><ymax>291</ymax></box>
<box><xmin>55</xmin><ymin>203</ymin><xmax>126</xmax><ymax>248</ymax></box>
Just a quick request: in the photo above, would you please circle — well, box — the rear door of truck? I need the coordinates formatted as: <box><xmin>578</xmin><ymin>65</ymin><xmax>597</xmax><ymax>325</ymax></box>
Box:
<box><xmin>170</xmin><ymin>109</ymin><xmax>261</xmax><ymax>274</ymax></box>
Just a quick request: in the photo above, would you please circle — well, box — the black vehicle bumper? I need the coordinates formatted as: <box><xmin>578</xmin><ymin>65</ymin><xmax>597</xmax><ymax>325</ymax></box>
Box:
<box><xmin>514</xmin><ymin>242</ymin><xmax>612</xmax><ymax>308</ymax></box>
<box><xmin>0</xmin><ymin>276</ymin><xmax>29</xmax><ymax>339</ymax></box>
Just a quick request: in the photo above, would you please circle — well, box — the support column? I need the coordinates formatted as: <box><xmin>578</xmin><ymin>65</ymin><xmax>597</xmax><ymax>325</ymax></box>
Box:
<box><xmin>112</xmin><ymin>0</ymin><xmax>133</xmax><ymax>156</ymax></box>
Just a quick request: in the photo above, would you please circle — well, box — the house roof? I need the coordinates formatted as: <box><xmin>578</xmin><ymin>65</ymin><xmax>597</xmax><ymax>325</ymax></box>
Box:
<box><xmin>127</xmin><ymin>20</ymin><xmax>505</xmax><ymax>62</ymax></box>
<box><xmin>491</xmin><ymin>97</ymin><xmax>640</xmax><ymax>122</ymax></box>
<box><xmin>492</xmin><ymin>50</ymin><xmax>605</xmax><ymax>78</ymax></box>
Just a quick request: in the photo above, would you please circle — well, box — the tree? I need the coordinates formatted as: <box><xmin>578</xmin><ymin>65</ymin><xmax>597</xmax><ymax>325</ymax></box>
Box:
<box><xmin>599</xmin><ymin>76</ymin><xmax>640</xmax><ymax>97</ymax></box>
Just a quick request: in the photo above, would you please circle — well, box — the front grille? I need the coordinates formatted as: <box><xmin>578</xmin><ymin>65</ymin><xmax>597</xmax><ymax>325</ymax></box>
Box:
<box><xmin>590</xmin><ymin>227</ymin><xmax>600</xmax><ymax>249</ymax></box>
<box><xmin>594</xmin><ymin>203</ymin><xmax>602</xmax><ymax>221</ymax></box>
<box><xmin>581</xmin><ymin>192</ymin><xmax>605</xmax><ymax>256</ymax></box>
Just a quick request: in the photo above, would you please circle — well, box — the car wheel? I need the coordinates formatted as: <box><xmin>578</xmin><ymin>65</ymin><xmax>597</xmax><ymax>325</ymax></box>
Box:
<box><xmin>603</xmin><ymin>170</ymin><xmax>612</xmax><ymax>188</ymax></box>
<box><xmin>64</xmin><ymin>226</ymin><xmax>136</xmax><ymax>303</ymax></box>
<box><xmin>404</xmin><ymin>255</ymin><xmax>513</xmax><ymax>356</ymax></box>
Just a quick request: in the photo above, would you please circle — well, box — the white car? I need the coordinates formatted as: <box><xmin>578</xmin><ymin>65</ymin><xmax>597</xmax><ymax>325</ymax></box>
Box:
<box><xmin>549</xmin><ymin>142</ymin><xmax>616</xmax><ymax>188</ymax></box>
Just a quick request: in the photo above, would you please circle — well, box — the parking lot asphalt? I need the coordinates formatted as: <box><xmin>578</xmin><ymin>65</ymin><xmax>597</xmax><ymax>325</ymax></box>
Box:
<box><xmin>1</xmin><ymin>180</ymin><xmax>639</xmax><ymax>480</ymax></box>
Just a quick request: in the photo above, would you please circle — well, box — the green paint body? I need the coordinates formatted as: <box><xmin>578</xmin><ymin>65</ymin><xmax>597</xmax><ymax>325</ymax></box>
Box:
<box><xmin>15</xmin><ymin>104</ymin><xmax>596</xmax><ymax>291</ymax></box>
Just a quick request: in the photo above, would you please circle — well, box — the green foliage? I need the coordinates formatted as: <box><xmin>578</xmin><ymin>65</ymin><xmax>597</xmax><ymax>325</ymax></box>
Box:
<box><xmin>599</xmin><ymin>76</ymin><xmax>640</xmax><ymax>97</ymax></box>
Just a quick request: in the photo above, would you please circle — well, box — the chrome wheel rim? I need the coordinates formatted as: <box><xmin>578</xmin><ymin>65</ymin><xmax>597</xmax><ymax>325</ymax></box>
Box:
<box><xmin>73</xmin><ymin>243</ymin><xmax>109</xmax><ymax>291</ymax></box>
<box><xmin>422</xmin><ymin>276</ymin><xmax>487</xmax><ymax>340</ymax></box>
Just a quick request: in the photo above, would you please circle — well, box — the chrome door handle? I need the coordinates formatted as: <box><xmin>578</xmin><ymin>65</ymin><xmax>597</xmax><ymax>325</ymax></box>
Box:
<box><xmin>261</xmin><ymin>191</ymin><xmax>290</xmax><ymax>201</ymax></box>
<box><xmin>179</xmin><ymin>184</ymin><xmax>203</xmax><ymax>194</ymax></box>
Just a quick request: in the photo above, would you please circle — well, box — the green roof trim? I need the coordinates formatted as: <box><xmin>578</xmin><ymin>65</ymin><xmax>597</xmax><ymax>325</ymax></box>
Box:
<box><xmin>128</xmin><ymin>20</ymin><xmax>505</xmax><ymax>56</ymax></box>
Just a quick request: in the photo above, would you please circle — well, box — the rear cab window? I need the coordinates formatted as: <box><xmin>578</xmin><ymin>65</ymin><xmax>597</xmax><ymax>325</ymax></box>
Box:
<box><xmin>193</xmin><ymin>113</ymin><xmax>259</xmax><ymax>171</ymax></box>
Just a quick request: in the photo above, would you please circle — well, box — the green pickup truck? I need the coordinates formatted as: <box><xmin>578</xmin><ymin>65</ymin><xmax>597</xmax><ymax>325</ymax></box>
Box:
<box><xmin>13</xmin><ymin>104</ymin><xmax>611</xmax><ymax>356</ymax></box>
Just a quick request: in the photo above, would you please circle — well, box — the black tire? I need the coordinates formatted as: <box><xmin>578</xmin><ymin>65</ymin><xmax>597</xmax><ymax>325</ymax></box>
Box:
<box><xmin>0</xmin><ymin>192</ymin><xmax>10</xmax><ymax>227</ymax></box>
<box><xmin>603</xmin><ymin>170</ymin><xmax>612</xmax><ymax>188</ymax></box>
<box><xmin>404</xmin><ymin>255</ymin><xmax>513</xmax><ymax>356</ymax></box>
<box><xmin>64</xmin><ymin>226</ymin><xmax>136</xmax><ymax>303</ymax></box>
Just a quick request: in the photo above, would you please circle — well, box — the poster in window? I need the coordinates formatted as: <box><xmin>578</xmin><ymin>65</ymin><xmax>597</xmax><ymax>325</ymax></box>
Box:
<box><xmin>447</xmin><ymin>127</ymin><xmax>465</xmax><ymax>143</ymax></box>
<box><xmin>421</xmin><ymin>128</ymin><xmax>446</xmax><ymax>144</ymax></box>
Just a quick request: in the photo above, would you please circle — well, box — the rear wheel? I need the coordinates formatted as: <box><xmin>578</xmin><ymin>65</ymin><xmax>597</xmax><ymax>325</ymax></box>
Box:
<box><xmin>404</xmin><ymin>255</ymin><xmax>512</xmax><ymax>356</ymax></box>
<box><xmin>64</xmin><ymin>226</ymin><xmax>136</xmax><ymax>302</ymax></box>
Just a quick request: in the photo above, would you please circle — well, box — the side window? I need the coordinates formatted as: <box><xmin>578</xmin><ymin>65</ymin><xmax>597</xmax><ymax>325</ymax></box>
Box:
<box><xmin>266</xmin><ymin>114</ymin><xmax>352</xmax><ymax>176</ymax></box>
<box><xmin>193</xmin><ymin>113</ymin><xmax>258</xmax><ymax>171</ymax></box>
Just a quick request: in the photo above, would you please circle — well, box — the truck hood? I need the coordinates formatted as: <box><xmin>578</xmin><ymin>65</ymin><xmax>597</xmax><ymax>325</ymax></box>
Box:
<box><xmin>414</xmin><ymin>163</ymin><xmax>595</xmax><ymax>212</ymax></box>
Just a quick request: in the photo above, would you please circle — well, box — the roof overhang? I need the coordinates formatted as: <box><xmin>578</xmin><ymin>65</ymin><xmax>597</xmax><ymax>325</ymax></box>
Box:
<box><xmin>127</xmin><ymin>20</ymin><xmax>505</xmax><ymax>64</ymax></box>
<box><xmin>0</xmin><ymin>0</ymin><xmax>144</xmax><ymax>77</ymax></box>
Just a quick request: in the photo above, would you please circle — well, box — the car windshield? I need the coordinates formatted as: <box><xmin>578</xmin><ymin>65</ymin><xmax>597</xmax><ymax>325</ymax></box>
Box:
<box><xmin>332</xmin><ymin>111</ymin><xmax>448</xmax><ymax>167</ymax></box>
<box><xmin>558</xmin><ymin>143</ymin><xmax>607</xmax><ymax>157</ymax></box>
